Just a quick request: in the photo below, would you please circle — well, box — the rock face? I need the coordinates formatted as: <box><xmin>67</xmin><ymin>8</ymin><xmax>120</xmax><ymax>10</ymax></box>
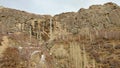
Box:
<box><xmin>0</xmin><ymin>2</ymin><xmax>120</xmax><ymax>68</ymax></box>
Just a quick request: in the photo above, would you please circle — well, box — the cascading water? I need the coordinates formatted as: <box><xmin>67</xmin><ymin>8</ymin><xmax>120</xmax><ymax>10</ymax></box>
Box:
<box><xmin>49</xmin><ymin>18</ymin><xmax>53</xmax><ymax>40</ymax></box>
<box><xmin>29</xmin><ymin>25</ymin><xmax>32</xmax><ymax>43</ymax></box>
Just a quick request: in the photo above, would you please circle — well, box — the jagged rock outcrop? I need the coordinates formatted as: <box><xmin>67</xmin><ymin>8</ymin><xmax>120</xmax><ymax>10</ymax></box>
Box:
<box><xmin>0</xmin><ymin>8</ymin><xmax>54</xmax><ymax>41</ymax></box>
<box><xmin>52</xmin><ymin>2</ymin><xmax>120</xmax><ymax>68</ymax></box>
<box><xmin>0</xmin><ymin>2</ymin><xmax>120</xmax><ymax>68</ymax></box>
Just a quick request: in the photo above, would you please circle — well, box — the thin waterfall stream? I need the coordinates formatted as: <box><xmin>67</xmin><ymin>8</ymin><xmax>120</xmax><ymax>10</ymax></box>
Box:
<box><xmin>49</xmin><ymin>18</ymin><xmax>53</xmax><ymax>40</ymax></box>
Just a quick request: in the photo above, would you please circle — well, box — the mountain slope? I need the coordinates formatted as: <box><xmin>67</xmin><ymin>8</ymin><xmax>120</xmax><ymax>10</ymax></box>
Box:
<box><xmin>0</xmin><ymin>2</ymin><xmax>120</xmax><ymax>68</ymax></box>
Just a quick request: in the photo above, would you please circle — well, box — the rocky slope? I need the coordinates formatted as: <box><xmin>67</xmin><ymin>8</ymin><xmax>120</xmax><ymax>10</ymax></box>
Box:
<box><xmin>0</xmin><ymin>2</ymin><xmax>120</xmax><ymax>68</ymax></box>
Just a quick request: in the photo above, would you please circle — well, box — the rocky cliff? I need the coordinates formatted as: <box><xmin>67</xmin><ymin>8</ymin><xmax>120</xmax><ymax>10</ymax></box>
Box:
<box><xmin>0</xmin><ymin>2</ymin><xmax>120</xmax><ymax>68</ymax></box>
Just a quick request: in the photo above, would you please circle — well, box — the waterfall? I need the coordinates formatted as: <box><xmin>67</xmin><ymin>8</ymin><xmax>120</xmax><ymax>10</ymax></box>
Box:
<box><xmin>18</xmin><ymin>46</ymin><xmax>23</xmax><ymax>50</ymax></box>
<box><xmin>31</xmin><ymin>51</ymin><xmax>41</xmax><ymax>56</ymax></box>
<box><xmin>49</xmin><ymin>18</ymin><xmax>53</xmax><ymax>40</ymax></box>
<box><xmin>29</xmin><ymin>25</ymin><xmax>32</xmax><ymax>43</ymax></box>
<box><xmin>40</xmin><ymin>54</ymin><xmax>46</xmax><ymax>64</ymax></box>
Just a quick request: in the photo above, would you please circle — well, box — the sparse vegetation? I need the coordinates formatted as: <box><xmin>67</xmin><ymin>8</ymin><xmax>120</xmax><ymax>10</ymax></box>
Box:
<box><xmin>0</xmin><ymin>2</ymin><xmax>120</xmax><ymax>68</ymax></box>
